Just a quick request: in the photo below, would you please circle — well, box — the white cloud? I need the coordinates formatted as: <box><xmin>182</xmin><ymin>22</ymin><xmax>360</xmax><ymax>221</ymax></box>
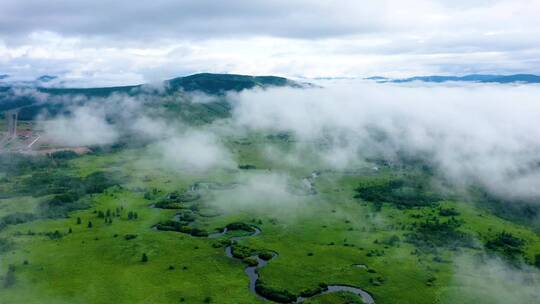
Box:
<box><xmin>443</xmin><ymin>254</ymin><xmax>540</xmax><ymax>304</ymax></box>
<box><xmin>1</xmin><ymin>1</ymin><xmax>540</xmax><ymax>84</ymax></box>
<box><xmin>41</xmin><ymin>105</ymin><xmax>118</xmax><ymax>146</ymax></box>
<box><xmin>229</xmin><ymin>81</ymin><xmax>540</xmax><ymax>200</ymax></box>
<box><xmin>153</xmin><ymin>130</ymin><xmax>235</xmax><ymax>172</ymax></box>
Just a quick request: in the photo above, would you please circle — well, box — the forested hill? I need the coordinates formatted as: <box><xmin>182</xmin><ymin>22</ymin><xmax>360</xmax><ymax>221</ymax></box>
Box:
<box><xmin>0</xmin><ymin>73</ymin><xmax>303</xmax><ymax>120</ymax></box>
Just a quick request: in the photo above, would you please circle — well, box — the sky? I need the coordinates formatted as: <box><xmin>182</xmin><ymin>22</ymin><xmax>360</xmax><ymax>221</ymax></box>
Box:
<box><xmin>1</xmin><ymin>0</ymin><xmax>540</xmax><ymax>86</ymax></box>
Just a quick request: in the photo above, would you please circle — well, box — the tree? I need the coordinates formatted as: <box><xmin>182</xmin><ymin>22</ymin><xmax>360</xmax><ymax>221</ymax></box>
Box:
<box><xmin>141</xmin><ymin>253</ymin><xmax>148</xmax><ymax>262</ymax></box>
<box><xmin>88</xmin><ymin>221</ymin><xmax>93</xmax><ymax>228</ymax></box>
<box><xmin>535</xmin><ymin>254</ymin><xmax>540</xmax><ymax>268</ymax></box>
<box><xmin>134</xmin><ymin>212</ymin><xmax>138</xmax><ymax>219</ymax></box>
<box><xmin>76</xmin><ymin>217</ymin><xmax>82</xmax><ymax>225</ymax></box>
<box><xmin>127</xmin><ymin>211</ymin><xmax>133</xmax><ymax>220</ymax></box>
<box><xmin>106</xmin><ymin>209</ymin><xmax>111</xmax><ymax>217</ymax></box>
<box><xmin>68</xmin><ymin>227</ymin><xmax>72</xmax><ymax>233</ymax></box>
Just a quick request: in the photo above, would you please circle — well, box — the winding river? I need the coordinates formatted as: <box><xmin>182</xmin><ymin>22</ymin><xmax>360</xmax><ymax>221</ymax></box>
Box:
<box><xmin>211</xmin><ymin>227</ymin><xmax>375</xmax><ymax>304</ymax></box>
<box><xmin>154</xmin><ymin>179</ymin><xmax>375</xmax><ymax>303</ymax></box>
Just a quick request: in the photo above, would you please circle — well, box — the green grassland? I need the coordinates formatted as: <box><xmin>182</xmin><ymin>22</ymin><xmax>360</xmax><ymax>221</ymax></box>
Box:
<box><xmin>1</xmin><ymin>134</ymin><xmax>540</xmax><ymax>304</ymax></box>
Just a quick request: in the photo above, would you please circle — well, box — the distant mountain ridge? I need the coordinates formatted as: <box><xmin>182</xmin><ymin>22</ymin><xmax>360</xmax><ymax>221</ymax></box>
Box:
<box><xmin>0</xmin><ymin>73</ymin><xmax>305</xmax><ymax>121</ymax></box>
<box><xmin>0</xmin><ymin>74</ymin><xmax>64</xmax><ymax>87</ymax></box>
<box><xmin>367</xmin><ymin>74</ymin><xmax>540</xmax><ymax>84</ymax></box>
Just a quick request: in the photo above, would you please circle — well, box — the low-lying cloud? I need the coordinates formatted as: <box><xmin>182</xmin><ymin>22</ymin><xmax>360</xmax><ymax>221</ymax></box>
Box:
<box><xmin>41</xmin><ymin>105</ymin><xmax>118</xmax><ymax>146</ymax></box>
<box><xmin>36</xmin><ymin>80</ymin><xmax>540</xmax><ymax>202</ymax></box>
<box><xmin>230</xmin><ymin>81</ymin><xmax>540</xmax><ymax>201</ymax></box>
<box><xmin>443</xmin><ymin>254</ymin><xmax>540</xmax><ymax>304</ymax></box>
<box><xmin>153</xmin><ymin>130</ymin><xmax>235</xmax><ymax>172</ymax></box>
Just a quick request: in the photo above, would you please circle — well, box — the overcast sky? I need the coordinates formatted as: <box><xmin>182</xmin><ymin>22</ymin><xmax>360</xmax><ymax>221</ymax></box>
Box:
<box><xmin>1</xmin><ymin>0</ymin><xmax>540</xmax><ymax>86</ymax></box>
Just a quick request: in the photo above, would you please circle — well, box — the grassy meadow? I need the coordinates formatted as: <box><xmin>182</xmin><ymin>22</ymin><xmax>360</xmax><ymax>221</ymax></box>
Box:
<box><xmin>1</xmin><ymin>134</ymin><xmax>539</xmax><ymax>304</ymax></box>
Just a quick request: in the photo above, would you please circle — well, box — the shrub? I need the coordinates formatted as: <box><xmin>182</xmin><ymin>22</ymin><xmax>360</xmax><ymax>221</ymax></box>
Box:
<box><xmin>231</xmin><ymin>244</ymin><xmax>256</xmax><ymax>259</ymax></box>
<box><xmin>238</xmin><ymin>164</ymin><xmax>256</xmax><ymax>170</ymax></box>
<box><xmin>299</xmin><ymin>284</ymin><xmax>326</xmax><ymax>297</ymax></box>
<box><xmin>46</xmin><ymin>230</ymin><xmax>62</xmax><ymax>240</ymax></box>
<box><xmin>190</xmin><ymin>228</ymin><xmax>208</xmax><ymax>237</ymax></box>
<box><xmin>255</xmin><ymin>280</ymin><xmax>296</xmax><ymax>303</ymax></box>
<box><xmin>243</xmin><ymin>257</ymin><xmax>259</xmax><ymax>267</ymax></box>
<box><xmin>258</xmin><ymin>251</ymin><xmax>274</xmax><ymax>261</ymax></box>
<box><xmin>154</xmin><ymin>191</ymin><xmax>201</xmax><ymax>209</ymax></box>
<box><xmin>486</xmin><ymin>232</ymin><xmax>525</xmax><ymax>260</ymax></box>
<box><xmin>226</xmin><ymin>222</ymin><xmax>255</xmax><ymax>232</ymax></box>
<box><xmin>124</xmin><ymin>234</ymin><xmax>138</xmax><ymax>240</ymax></box>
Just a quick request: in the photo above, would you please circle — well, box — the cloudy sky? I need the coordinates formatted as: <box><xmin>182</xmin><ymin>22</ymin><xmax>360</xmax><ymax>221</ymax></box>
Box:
<box><xmin>1</xmin><ymin>0</ymin><xmax>540</xmax><ymax>86</ymax></box>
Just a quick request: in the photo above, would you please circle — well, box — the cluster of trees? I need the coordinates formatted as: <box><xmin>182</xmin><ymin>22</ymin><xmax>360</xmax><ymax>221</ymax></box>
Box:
<box><xmin>143</xmin><ymin>188</ymin><xmax>160</xmax><ymax>200</ymax></box>
<box><xmin>230</xmin><ymin>244</ymin><xmax>256</xmax><ymax>259</ymax></box>
<box><xmin>474</xmin><ymin>189</ymin><xmax>540</xmax><ymax>230</ymax></box>
<box><xmin>225</xmin><ymin>222</ymin><xmax>255</xmax><ymax>232</ymax></box>
<box><xmin>354</xmin><ymin>175</ymin><xmax>441</xmax><ymax>209</ymax></box>
<box><xmin>45</xmin><ymin>230</ymin><xmax>63</xmax><ymax>240</ymax></box>
<box><xmin>0</xmin><ymin>212</ymin><xmax>35</xmax><ymax>231</ymax></box>
<box><xmin>375</xmin><ymin>235</ymin><xmax>401</xmax><ymax>247</ymax></box>
<box><xmin>127</xmin><ymin>211</ymin><xmax>138</xmax><ymax>220</ymax></box>
<box><xmin>155</xmin><ymin>221</ymin><xmax>208</xmax><ymax>237</ymax></box>
<box><xmin>35</xmin><ymin>171</ymin><xmax>118</xmax><ymax>218</ymax></box>
<box><xmin>176</xmin><ymin>210</ymin><xmax>196</xmax><ymax>222</ymax></box>
<box><xmin>154</xmin><ymin>191</ymin><xmax>200</xmax><ymax>209</ymax></box>
<box><xmin>96</xmin><ymin>207</ymin><xmax>123</xmax><ymax>218</ymax></box>
<box><xmin>0</xmin><ymin>153</ymin><xmax>61</xmax><ymax>182</ymax></box>
<box><xmin>94</xmin><ymin>206</ymin><xmax>137</xmax><ymax>222</ymax></box>
<box><xmin>255</xmin><ymin>279</ymin><xmax>297</xmax><ymax>303</ymax></box>
<box><xmin>405</xmin><ymin>217</ymin><xmax>474</xmax><ymax>252</ymax></box>
<box><xmin>439</xmin><ymin>207</ymin><xmax>460</xmax><ymax>217</ymax></box>
<box><xmin>485</xmin><ymin>231</ymin><xmax>525</xmax><ymax>260</ymax></box>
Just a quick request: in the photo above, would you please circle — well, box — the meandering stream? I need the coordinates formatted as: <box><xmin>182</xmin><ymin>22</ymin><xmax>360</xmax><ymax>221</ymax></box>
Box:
<box><xmin>153</xmin><ymin>178</ymin><xmax>375</xmax><ymax>303</ymax></box>
<box><xmin>211</xmin><ymin>227</ymin><xmax>375</xmax><ymax>304</ymax></box>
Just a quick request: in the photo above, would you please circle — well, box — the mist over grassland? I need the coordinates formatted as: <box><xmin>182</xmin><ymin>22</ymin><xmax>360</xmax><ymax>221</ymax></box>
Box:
<box><xmin>3</xmin><ymin>80</ymin><xmax>540</xmax><ymax>303</ymax></box>
<box><xmin>38</xmin><ymin>80</ymin><xmax>540</xmax><ymax>202</ymax></box>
